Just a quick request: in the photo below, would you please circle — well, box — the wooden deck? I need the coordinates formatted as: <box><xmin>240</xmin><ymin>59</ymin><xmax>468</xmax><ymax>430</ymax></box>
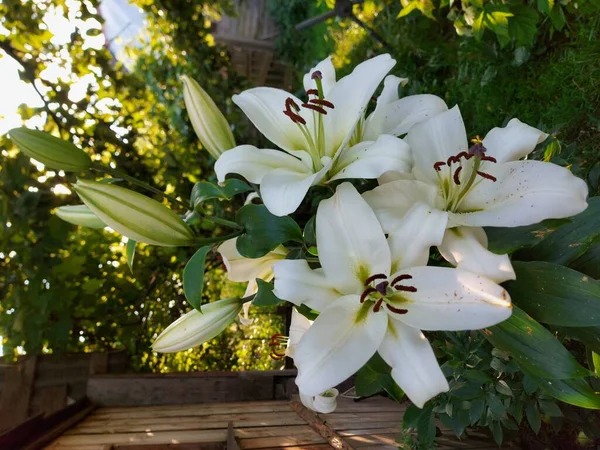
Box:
<box><xmin>44</xmin><ymin>396</ymin><xmax>505</xmax><ymax>449</ymax></box>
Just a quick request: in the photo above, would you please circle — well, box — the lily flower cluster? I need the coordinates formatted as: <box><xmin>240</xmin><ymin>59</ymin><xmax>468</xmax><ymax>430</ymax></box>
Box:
<box><xmin>156</xmin><ymin>54</ymin><xmax>587</xmax><ymax>411</ymax></box>
<box><xmin>13</xmin><ymin>54</ymin><xmax>587</xmax><ymax>414</ymax></box>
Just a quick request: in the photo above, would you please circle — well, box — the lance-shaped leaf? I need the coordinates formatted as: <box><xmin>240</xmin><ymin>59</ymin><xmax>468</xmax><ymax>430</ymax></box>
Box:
<box><xmin>190</xmin><ymin>179</ymin><xmax>251</xmax><ymax>208</ymax></box>
<box><xmin>529</xmin><ymin>375</ymin><xmax>600</xmax><ymax>409</ymax></box>
<box><xmin>235</xmin><ymin>204</ymin><xmax>302</xmax><ymax>258</ymax></box>
<box><xmin>183</xmin><ymin>246</ymin><xmax>212</xmax><ymax>311</ymax></box>
<box><xmin>56</xmin><ymin>204</ymin><xmax>106</xmax><ymax>229</ymax></box>
<box><xmin>482</xmin><ymin>306</ymin><xmax>590</xmax><ymax>379</ymax></box>
<box><xmin>125</xmin><ymin>239</ymin><xmax>136</xmax><ymax>273</ymax></box>
<box><xmin>506</xmin><ymin>262</ymin><xmax>600</xmax><ymax>327</ymax></box>
<box><xmin>73</xmin><ymin>179</ymin><xmax>195</xmax><ymax>247</ymax></box>
<box><xmin>10</xmin><ymin>127</ymin><xmax>92</xmax><ymax>172</ymax></box>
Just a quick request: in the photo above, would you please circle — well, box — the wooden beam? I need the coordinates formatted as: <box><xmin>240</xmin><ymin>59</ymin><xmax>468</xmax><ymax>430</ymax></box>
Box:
<box><xmin>0</xmin><ymin>355</ymin><xmax>37</xmax><ymax>431</ymax></box>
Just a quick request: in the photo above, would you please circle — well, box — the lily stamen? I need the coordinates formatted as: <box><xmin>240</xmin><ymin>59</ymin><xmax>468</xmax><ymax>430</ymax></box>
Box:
<box><xmin>306</xmin><ymin>88</ymin><xmax>319</xmax><ymax>96</ymax></box>
<box><xmin>476</xmin><ymin>171</ymin><xmax>497</xmax><ymax>182</ymax></box>
<box><xmin>365</xmin><ymin>273</ymin><xmax>387</xmax><ymax>285</ymax></box>
<box><xmin>453</xmin><ymin>166</ymin><xmax>463</xmax><ymax>185</ymax></box>
<box><xmin>390</xmin><ymin>274</ymin><xmax>413</xmax><ymax>285</ymax></box>
<box><xmin>386</xmin><ymin>304</ymin><xmax>409</xmax><ymax>315</ymax></box>
<box><xmin>434</xmin><ymin>161</ymin><xmax>446</xmax><ymax>171</ymax></box>
<box><xmin>394</xmin><ymin>284</ymin><xmax>418</xmax><ymax>293</ymax></box>
<box><xmin>373</xmin><ymin>298</ymin><xmax>384</xmax><ymax>312</ymax></box>
<box><xmin>302</xmin><ymin>103</ymin><xmax>328</xmax><ymax>115</ymax></box>
<box><xmin>360</xmin><ymin>287</ymin><xmax>378</xmax><ymax>303</ymax></box>
<box><xmin>269</xmin><ymin>334</ymin><xmax>289</xmax><ymax>360</ymax></box>
<box><xmin>309</xmin><ymin>98</ymin><xmax>335</xmax><ymax>109</ymax></box>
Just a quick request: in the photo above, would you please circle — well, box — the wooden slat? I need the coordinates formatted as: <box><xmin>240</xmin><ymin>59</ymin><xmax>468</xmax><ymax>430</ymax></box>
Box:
<box><xmin>47</xmin><ymin>429</ymin><xmax>227</xmax><ymax>446</ymax></box>
<box><xmin>34</xmin><ymin>385</ymin><xmax>68</xmax><ymax>416</ymax></box>
<box><xmin>66</xmin><ymin>412</ymin><xmax>306</xmax><ymax>434</ymax></box>
<box><xmin>96</xmin><ymin>400</ymin><xmax>291</xmax><ymax>414</ymax></box>
<box><xmin>239</xmin><ymin>434</ymin><xmax>327</xmax><ymax>450</ymax></box>
<box><xmin>329</xmin><ymin>422</ymin><xmax>401</xmax><ymax>431</ymax></box>
<box><xmin>346</xmin><ymin>433</ymin><xmax>398</xmax><ymax>447</ymax></box>
<box><xmin>324</xmin><ymin>412</ymin><xmax>404</xmax><ymax>427</ymax></box>
<box><xmin>289</xmin><ymin>400</ymin><xmax>355</xmax><ymax>450</ymax></box>
<box><xmin>338</xmin><ymin>428</ymin><xmax>400</xmax><ymax>437</ymax></box>
<box><xmin>0</xmin><ymin>355</ymin><xmax>37</xmax><ymax>431</ymax></box>
<box><xmin>44</xmin><ymin>445</ymin><xmax>110</xmax><ymax>450</ymax></box>
<box><xmin>258</xmin><ymin>446</ymin><xmax>332</xmax><ymax>450</ymax></box>
<box><xmin>236</xmin><ymin>425</ymin><xmax>316</xmax><ymax>439</ymax></box>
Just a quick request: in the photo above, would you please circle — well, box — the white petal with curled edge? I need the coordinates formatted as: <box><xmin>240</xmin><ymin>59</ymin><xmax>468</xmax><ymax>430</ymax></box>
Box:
<box><xmin>378</xmin><ymin>320</ymin><xmax>449</xmax><ymax>408</ymax></box>
<box><xmin>218</xmin><ymin>238</ymin><xmax>287</xmax><ymax>283</ymax></box>
<box><xmin>233</xmin><ymin>88</ymin><xmax>312</xmax><ymax>153</ymax></box>
<box><xmin>286</xmin><ymin>308</ymin><xmax>313</xmax><ymax>358</ymax></box>
<box><xmin>323</xmin><ymin>54</ymin><xmax>396</xmax><ymax>157</ymax></box>
<box><xmin>388</xmin><ymin>203</ymin><xmax>448</xmax><ymax>272</ymax></box>
<box><xmin>363</xmin><ymin>180</ymin><xmax>442</xmax><ymax>233</ymax></box>
<box><xmin>405</xmin><ymin>105</ymin><xmax>468</xmax><ymax>184</ymax></box>
<box><xmin>375</xmin><ymin>75</ymin><xmax>408</xmax><ymax>108</ymax></box>
<box><xmin>294</xmin><ymin>296</ymin><xmax>388</xmax><ymax>397</ymax></box>
<box><xmin>215</xmin><ymin>145</ymin><xmax>312</xmax><ymax>184</ymax></box>
<box><xmin>450</xmin><ymin>160</ymin><xmax>589</xmax><ymax>228</ymax></box>
<box><xmin>273</xmin><ymin>260</ymin><xmax>341</xmax><ymax>313</ymax></box>
<box><xmin>260</xmin><ymin>159</ymin><xmax>330</xmax><ymax>216</ymax></box>
<box><xmin>389</xmin><ymin>267</ymin><xmax>512</xmax><ymax>331</ymax></box>
<box><xmin>329</xmin><ymin>135</ymin><xmax>412</xmax><ymax>181</ymax></box>
<box><xmin>364</xmin><ymin>94</ymin><xmax>448</xmax><ymax>141</ymax></box>
<box><xmin>303</xmin><ymin>56</ymin><xmax>336</xmax><ymax>96</ymax></box>
<box><xmin>439</xmin><ymin>227</ymin><xmax>515</xmax><ymax>284</ymax></box>
<box><xmin>317</xmin><ymin>182</ymin><xmax>391</xmax><ymax>294</ymax></box>
<box><xmin>482</xmin><ymin>118</ymin><xmax>548</xmax><ymax>163</ymax></box>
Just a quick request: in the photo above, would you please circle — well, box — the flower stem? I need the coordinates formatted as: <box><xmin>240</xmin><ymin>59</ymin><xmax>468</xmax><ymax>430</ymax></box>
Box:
<box><xmin>202</xmin><ymin>215</ymin><xmax>243</xmax><ymax>229</ymax></box>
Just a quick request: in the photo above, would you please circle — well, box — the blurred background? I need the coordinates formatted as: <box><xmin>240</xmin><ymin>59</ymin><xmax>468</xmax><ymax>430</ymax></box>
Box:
<box><xmin>0</xmin><ymin>0</ymin><xmax>599</xmax><ymax>374</ymax></box>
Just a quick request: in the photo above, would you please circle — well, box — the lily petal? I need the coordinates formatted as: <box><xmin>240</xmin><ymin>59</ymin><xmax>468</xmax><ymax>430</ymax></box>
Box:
<box><xmin>438</xmin><ymin>227</ymin><xmax>515</xmax><ymax>284</ymax></box>
<box><xmin>363</xmin><ymin>180</ymin><xmax>442</xmax><ymax>233</ymax></box>
<box><xmin>303</xmin><ymin>56</ymin><xmax>336</xmax><ymax>96</ymax></box>
<box><xmin>378</xmin><ymin>321</ymin><xmax>449</xmax><ymax>408</ymax></box>
<box><xmin>261</xmin><ymin>159</ymin><xmax>331</xmax><ymax>216</ymax></box>
<box><xmin>294</xmin><ymin>296</ymin><xmax>388</xmax><ymax>396</ymax></box>
<box><xmin>286</xmin><ymin>308</ymin><xmax>313</xmax><ymax>358</ymax></box>
<box><xmin>324</xmin><ymin>54</ymin><xmax>396</xmax><ymax>157</ymax></box>
<box><xmin>388</xmin><ymin>203</ymin><xmax>448</xmax><ymax>272</ymax></box>
<box><xmin>329</xmin><ymin>135</ymin><xmax>412</xmax><ymax>182</ymax></box>
<box><xmin>406</xmin><ymin>105</ymin><xmax>468</xmax><ymax>184</ymax></box>
<box><xmin>273</xmin><ymin>260</ymin><xmax>342</xmax><ymax>312</ymax></box>
<box><xmin>364</xmin><ymin>94</ymin><xmax>448</xmax><ymax>141</ymax></box>
<box><xmin>376</xmin><ymin>75</ymin><xmax>408</xmax><ymax>108</ymax></box>
<box><xmin>450</xmin><ymin>160</ymin><xmax>589</xmax><ymax>227</ymax></box>
<box><xmin>215</xmin><ymin>145</ymin><xmax>312</xmax><ymax>184</ymax></box>
<box><xmin>218</xmin><ymin>238</ymin><xmax>286</xmax><ymax>283</ymax></box>
<box><xmin>389</xmin><ymin>267</ymin><xmax>512</xmax><ymax>331</ymax></box>
<box><xmin>317</xmin><ymin>182</ymin><xmax>391</xmax><ymax>293</ymax></box>
<box><xmin>482</xmin><ymin>118</ymin><xmax>548</xmax><ymax>163</ymax></box>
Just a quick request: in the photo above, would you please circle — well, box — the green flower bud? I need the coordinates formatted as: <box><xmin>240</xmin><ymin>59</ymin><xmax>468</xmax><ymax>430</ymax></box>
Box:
<box><xmin>182</xmin><ymin>76</ymin><xmax>236</xmax><ymax>159</ymax></box>
<box><xmin>152</xmin><ymin>298</ymin><xmax>243</xmax><ymax>353</ymax></box>
<box><xmin>73</xmin><ymin>179</ymin><xmax>195</xmax><ymax>246</ymax></box>
<box><xmin>9</xmin><ymin>127</ymin><xmax>92</xmax><ymax>172</ymax></box>
<box><xmin>56</xmin><ymin>205</ymin><xmax>106</xmax><ymax>229</ymax></box>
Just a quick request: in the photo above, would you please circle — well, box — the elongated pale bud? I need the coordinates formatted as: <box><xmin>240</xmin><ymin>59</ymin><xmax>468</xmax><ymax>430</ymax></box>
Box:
<box><xmin>182</xmin><ymin>75</ymin><xmax>235</xmax><ymax>159</ymax></box>
<box><xmin>152</xmin><ymin>298</ymin><xmax>243</xmax><ymax>353</ymax></box>
<box><xmin>9</xmin><ymin>127</ymin><xmax>92</xmax><ymax>172</ymax></box>
<box><xmin>73</xmin><ymin>179</ymin><xmax>195</xmax><ymax>246</ymax></box>
<box><xmin>56</xmin><ymin>205</ymin><xmax>106</xmax><ymax>229</ymax></box>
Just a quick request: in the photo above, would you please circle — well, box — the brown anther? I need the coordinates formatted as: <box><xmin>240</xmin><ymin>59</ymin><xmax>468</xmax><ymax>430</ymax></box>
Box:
<box><xmin>365</xmin><ymin>274</ymin><xmax>387</xmax><ymax>285</ymax></box>
<box><xmin>285</xmin><ymin>97</ymin><xmax>300</xmax><ymax>111</ymax></box>
<box><xmin>373</xmin><ymin>298</ymin><xmax>384</xmax><ymax>312</ymax></box>
<box><xmin>433</xmin><ymin>161</ymin><xmax>446</xmax><ymax>172</ymax></box>
<box><xmin>270</xmin><ymin>351</ymin><xmax>285</xmax><ymax>361</ymax></box>
<box><xmin>453</xmin><ymin>166</ymin><xmax>463</xmax><ymax>185</ymax></box>
<box><xmin>360</xmin><ymin>287</ymin><xmax>377</xmax><ymax>303</ymax></box>
<box><xmin>386</xmin><ymin>304</ymin><xmax>408</xmax><ymax>315</ymax></box>
<box><xmin>390</xmin><ymin>274</ymin><xmax>413</xmax><ymax>285</ymax></box>
<box><xmin>302</xmin><ymin>103</ymin><xmax>328</xmax><ymax>115</ymax></box>
<box><xmin>309</xmin><ymin>98</ymin><xmax>335</xmax><ymax>109</ymax></box>
<box><xmin>283</xmin><ymin>110</ymin><xmax>307</xmax><ymax>125</ymax></box>
<box><xmin>375</xmin><ymin>281</ymin><xmax>389</xmax><ymax>296</ymax></box>
<box><xmin>394</xmin><ymin>285</ymin><xmax>418</xmax><ymax>293</ymax></box>
<box><xmin>311</xmin><ymin>71</ymin><xmax>323</xmax><ymax>80</ymax></box>
<box><xmin>477</xmin><ymin>171</ymin><xmax>497</xmax><ymax>182</ymax></box>
<box><xmin>481</xmin><ymin>155</ymin><xmax>497</xmax><ymax>163</ymax></box>
<box><xmin>306</xmin><ymin>89</ymin><xmax>319</xmax><ymax>96</ymax></box>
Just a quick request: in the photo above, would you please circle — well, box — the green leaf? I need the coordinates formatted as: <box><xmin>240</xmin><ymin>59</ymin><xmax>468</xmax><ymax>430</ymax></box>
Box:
<box><xmin>490</xmin><ymin>420</ymin><xmax>504</xmax><ymax>446</ymax></box>
<box><xmin>592</xmin><ymin>351</ymin><xmax>600</xmax><ymax>377</ymax></box>
<box><xmin>508</xmin><ymin>6</ymin><xmax>539</xmax><ymax>47</ymax></box>
<box><xmin>496</xmin><ymin>380</ymin><xmax>514</xmax><ymax>397</ymax></box>
<box><xmin>482</xmin><ymin>306</ymin><xmax>590</xmax><ymax>379</ymax></box>
<box><xmin>417</xmin><ymin>405</ymin><xmax>436</xmax><ymax>448</ymax></box>
<box><xmin>570</xmin><ymin>242</ymin><xmax>600</xmax><ymax>279</ymax></box>
<box><xmin>505</xmin><ymin>262</ymin><xmax>600</xmax><ymax>327</ymax></box>
<box><xmin>537</xmin><ymin>0</ymin><xmax>555</xmax><ymax>15</ymax></box>
<box><xmin>303</xmin><ymin>216</ymin><xmax>316</xmax><ymax>247</ymax></box>
<box><xmin>295</xmin><ymin>304</ymin><xmax>319</xmax><ymax>321</ymax></box>
<box><xmin>469</xmin><ymin>397</ymin><xmax>485</xmax><ymax>423</ymax></box>
<box><xmin>190</xmin><ymin>179</ymin><xmax>251</xmax><ymax>208</ymax></box>
<box><xmin>126</xmin><ymin>239</ymin><xmax>136</xmax><ymax>273</ymax></box>
<box><xmin>487</xmin><ymin>393</ymin><xmax>507</xmax><ymax>418</ymax></box>
<box><xmin>560</xmin><ymin>326</ymin><xmax>600</xmax><ymax>354</ymax></box>
<box><xmin>183</xmin><ymin>246</ymin><xmax>211</xmax><ymax>311</ymax></box>
<box><xmin>236</xmin><ymin>204</ymin><xmax>302</xmax><ymax>258</ymax></box>
<box><xmin>538</xmin><ymin>399</ymin><xmax>562</xmax><ymax>417</ymax></box>
<box><xmin>485</xmin><ymin>218</ymin><xmax>569</xmax><ymax>254</ymax></box>
<box><xmin>252</xmin><ymin>279</ymin><xmax>284</xmax><ymax>306</ymax></box>
<box><xmin>463</xmin><ymin>369</ymin><xmax>493</xmax><ymax>385</ymax></box>
<box><xmin>355</xmin><ymin>363</ymin><xmax>385</xmax><ymax>397</ymax></box>
<box><xmin>549</xmin><ymin>4</ymin><xmax>566</xmax><ymax>30</ymax></box>
<box><xmin>483</xmin><ymin>5</ymin><xmax>513</xmax><ymax>38</ymax></box>
<box><xmin>356</xmin><ymin>353</ymin><xmax>404</xmax><ymax>402</ymax></box>
<box><xmin>532</xmin><ymin>376</ymin><xmax>600</xmax><ymax>409</ymax></box>
<box><xmin>519</xmin><ymin>197</ymin><xmax>600</xmax><ymax>265</ymax></box>
<box><xmin>397</xmin><ymin>1</ymin><xmax>419</xmax><ymax>18</ymax></box>
<box><xmin>525</xmin><ymin>400</ymin><xmax>541</xmax><ymax>433</ymax></box>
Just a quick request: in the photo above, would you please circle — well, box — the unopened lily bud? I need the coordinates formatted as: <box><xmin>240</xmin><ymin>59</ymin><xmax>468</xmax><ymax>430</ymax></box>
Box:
<box><xmin>73</xmin><ymin>179</ymin><xmax>195</xmax><ymax>247</ymax></box>
<box><xmin>182</xmin><ymin>76</ymin><xmax>235</xmax><ymax>159</ymax></box>
<box><xmin>152</xmin><ymin>298</ymin><xmax>243</xmax><ymax>353</ymax></box>
<box><xmin>9</xmin><ymin>127</ymin><xmax>92</xmax><ymax>172</ymax></box>
<box><xmin>56</xmin><ymin>205</ymin><xmax>106</xmax><ymax>229</ymax></box>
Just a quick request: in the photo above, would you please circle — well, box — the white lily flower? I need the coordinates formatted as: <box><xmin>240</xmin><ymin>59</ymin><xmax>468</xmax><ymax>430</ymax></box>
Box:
<box><xmin>215</xmin><ymin>55</ymin><xmax>414</xmax><ymax>216</ymax></box>
<box><xmin>364</xmin><ymin>107</ymin><xmax>589</xmax><ymax>283</ymax></box>
<box><xmin>152</xmin><ymin>298</ymin><xmax>243</xmax><ymax>353</ymax></box>
<box><xmin>273</xmin><ymin>183</ymin><xmax>512</xmax><ymax>408</ymax></box>
<box><xmin>218</xmin><ymin>238</ymin><xmax>288</xmax><ymax>325</ymax></box>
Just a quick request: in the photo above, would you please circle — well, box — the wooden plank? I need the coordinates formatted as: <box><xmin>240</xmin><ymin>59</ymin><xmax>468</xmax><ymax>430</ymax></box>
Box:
<box><xmin>338</xmin><ymin>428</ymin><xmax>400</xmax><ymax>437</ymax></box>
<box><xmin>289</xmin><ymin>400</ymin><xmax>355</xmax><ymax>450</ymax></box>
<box><xmin>89</xmin><ymin>353</ymin><xmax>109</xmax><ymax>375</ymax></box>
<box><xmin>0</xmin><ymin>355</ymin><xmax>37</xmax><ymax>431</ymax></box>
<box><xmin>323</xmin><ymin>412</ymin><xmax>404</xmax><ymax>427</ymax></box>
<box><xmin>48</xmin><ymin>429</ymin><xmax>227</xmax><ymax>446</ymax></box>
<box><xmin>44</xmin><ymin>445</ymin><xmax>110</xmax><ymax>450</ymax></box>
<box><xmin>346</xmin><ymin>433</ymin><xmax>399</xmax><ymax>447</ymax></box>
<box><xmin>95</xmin><ymin>400</ymin><xmax>291</xmax><ymax>414</ymax></box>
<box><xmin>330</xmin><ymin>422</ymin><xmax>401</xmax><ymax>431</ymax></box>
<box><xmin>88</xmin><ymin>375</ymin><xmax>275</xmax><ymax>406</ymax></box>
<box><xmin>330</xmin><ymin>398</ymin><xmax>406</xmax><ymax>413</ymax></box>
<box><xmin>33</xmin><ymin>385</ymin><xmax>68</xmax><ymax>416</ymax></box>
<box><xmin>240</xmin><ymin>434</ymin><xmax>327</xmax><ymax>450</ymax></box>
<box><xmin>236</xmin><ymin>425</ymin><xmax>316</xmax><ymax>439</ymax></box>
<box><xmin>258</xmin><ymin>446</ymin><xmax>332</xmax><ymax>450</ymax></box>
<box><xmin>66</xmin><ymin>412</ymin><xmax>306</xmax><ymax>434</ymax></box>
